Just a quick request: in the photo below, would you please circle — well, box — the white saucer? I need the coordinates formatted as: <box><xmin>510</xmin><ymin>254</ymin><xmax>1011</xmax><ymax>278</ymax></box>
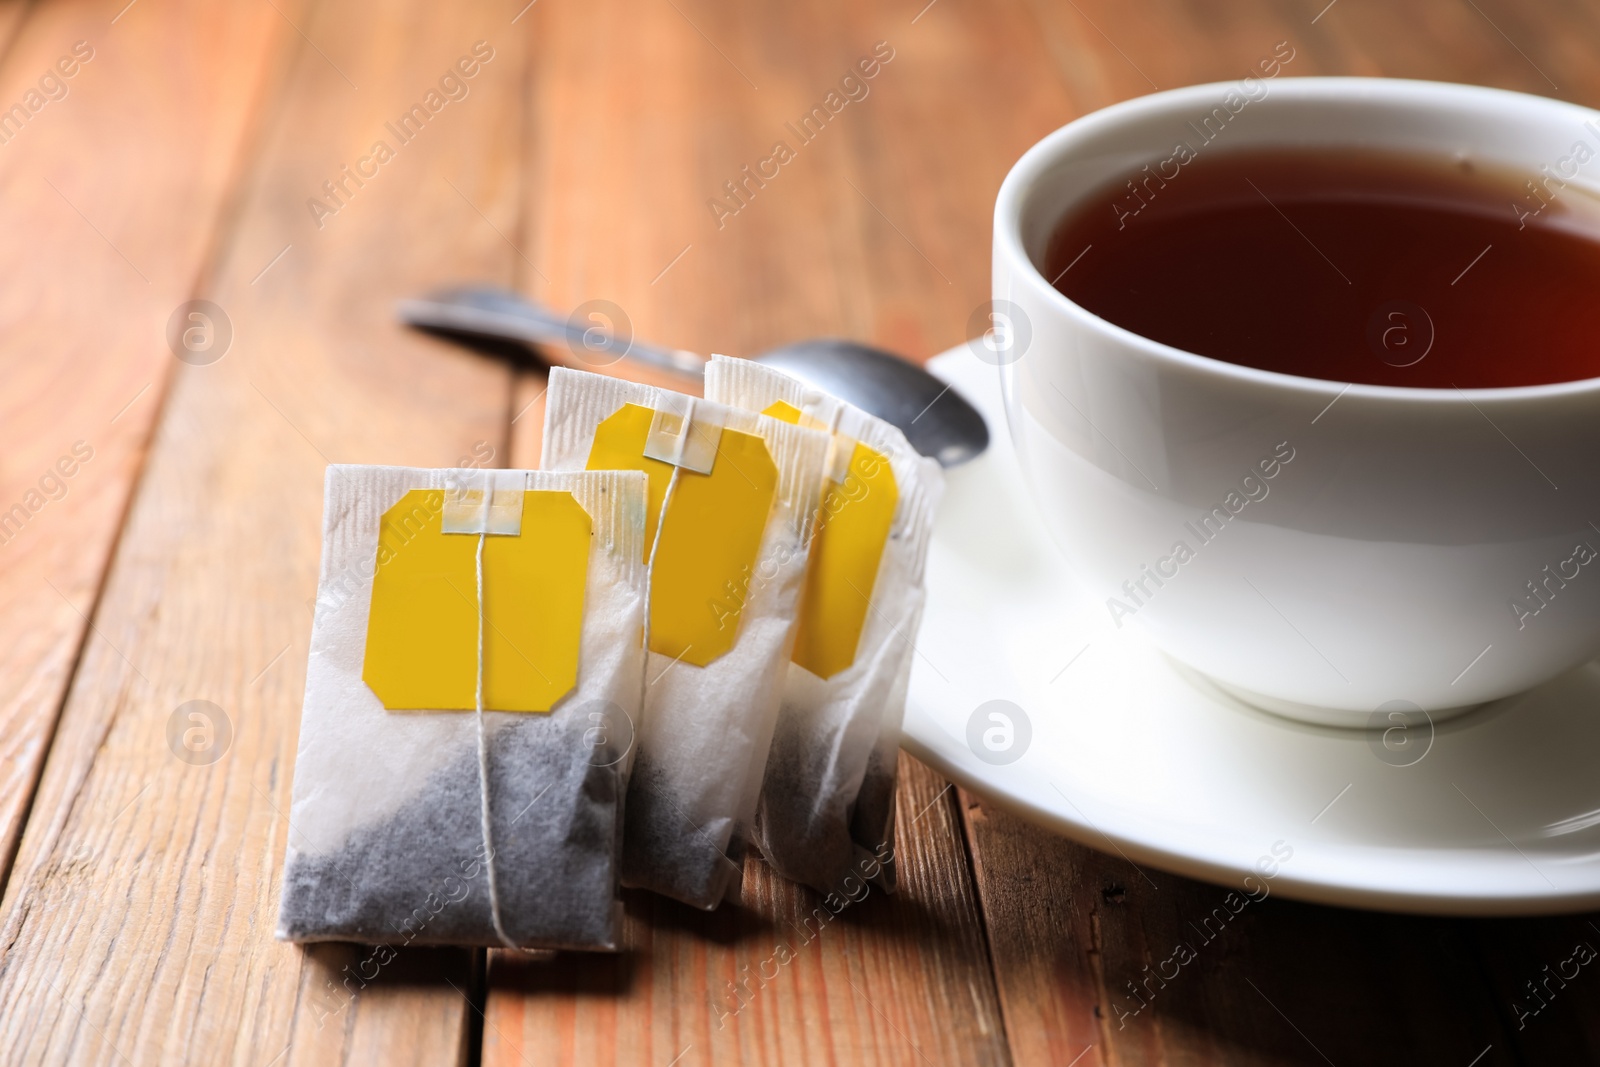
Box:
<box><xmin>906</xmin><ymin>347</ymin><xmax>1600</xmax><ymax>915</ymax></box>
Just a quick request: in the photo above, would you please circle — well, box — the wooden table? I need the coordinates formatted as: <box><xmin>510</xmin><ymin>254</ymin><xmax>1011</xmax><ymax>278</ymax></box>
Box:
<box><xmin>2</xmin><ymin>0</ymin><xmax>1598</xmax><ymax>1063</ymax></box>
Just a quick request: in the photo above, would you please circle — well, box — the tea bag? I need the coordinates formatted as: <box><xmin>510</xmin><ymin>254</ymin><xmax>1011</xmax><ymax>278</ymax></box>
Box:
<box><xmin>541</xmin><ymin>367</ymin><xmax>831</xmax><ymax>909</ymax></box>
<box><xmin>277</xmin><ymin>464</ymin><xmax>648</xmax><ymax>950</ymax></box>
<box><xmin>704</xmin><ymin>355</ymin><xmax>943</xmax><ymax>895</ymax></box>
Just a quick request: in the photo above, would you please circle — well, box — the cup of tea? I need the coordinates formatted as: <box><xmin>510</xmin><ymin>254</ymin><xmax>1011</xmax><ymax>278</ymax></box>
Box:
<box><xmin>993</xmin><ymin>76</ymin><xmax>1600</xmax><ymax>725</ymax></box>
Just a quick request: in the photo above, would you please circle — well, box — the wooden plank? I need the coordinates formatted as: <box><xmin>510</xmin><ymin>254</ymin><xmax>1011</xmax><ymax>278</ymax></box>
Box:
<box><xmin>515</xmin><ymin>0</ymin><xmax>1070</xmax><ymax>368</ymax></box>
<box><xmin>961</xmin><ymin>792</ymin><xmax>1525</xmax><ymax>1067</ymax></box>
<box><xmin>955</xmin><ymin>794</ymin><xmax>1101</xmax><ymax>1067</ymax></box>
<box><xmin>1466</xmin><ymin>917</ymin><xmax>1600</xmax><ymax>1064</ymax></box>
<box><xmin>483</xmin><ymin>754</ymin><xmax>1007</xmax><ymax>1067</ymax></box>
<box><xmin>507</xmin><ymin>370</ymin><xmax>549</xmax><ymax>470</ymax></box>
<box><xmin>0</xmin><ymin>1</ymin><xmax>30</xmax><ymax>62</ymax></box>
<box><xmin>1299</xmin><ymin>0</ymin><xmax>1600</xmax><ymax>101</ymax></box>
<box><xmin>0</xmin><ymin>0</ymin><xmax>530</xmax><ymax>1063</ymax></box>
<box><xmin>1019</xmin><ymin>0</ymin><xmax>1600</xmax><ymax>112</ymax></box>
<box><xmin>0</xmin><ymin>0</ymin><xmax>292</xmax><ymax>887</ymax></box>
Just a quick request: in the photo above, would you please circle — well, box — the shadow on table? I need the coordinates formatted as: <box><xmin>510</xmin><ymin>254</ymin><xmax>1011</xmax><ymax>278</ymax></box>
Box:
<box><xmin>965</xmin><ymin>794</ymin><xmax>1600</xmax><ymax>1067</ymax></box>
<box><xmin>484</xmin><ymin>850</ymin><xmax>979</xmax><ymax>1003</ymax></box>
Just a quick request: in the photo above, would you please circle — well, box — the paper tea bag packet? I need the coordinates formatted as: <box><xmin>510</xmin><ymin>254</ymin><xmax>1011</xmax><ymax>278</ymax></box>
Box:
<box><xmin>277</xmin><ymin>464</ymin><xmax>648</xmax><ymax>951</ymax></box>
<box><xmin>542</xmin><ymin>367</ymin><xmax>831</xmax><ymax>909</ymax></box>
<box><xmin>704</xmin><ymin>355</ymin><xmax>943</xmax><ymax>896</ymax></box>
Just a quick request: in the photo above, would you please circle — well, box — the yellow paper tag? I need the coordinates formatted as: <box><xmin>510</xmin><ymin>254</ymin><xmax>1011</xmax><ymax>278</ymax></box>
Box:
<box><xmin>764</xmin><ymin>402</ymin><xmax>898</xmax><ymax>680</ymax></box>
<box><xmin>362</xmin><ymin>489</ymin><xmax>591</xmax><ymax>712</ymax></box>
<box><xmin>764</xmin><ymin>400</ymin><xmax>805</xmax><ymax>423</ymax></box>
<box><xmin>587</xmin><ymin>403</ymin><xmax>776</xmax><ymax>667</ymax></box>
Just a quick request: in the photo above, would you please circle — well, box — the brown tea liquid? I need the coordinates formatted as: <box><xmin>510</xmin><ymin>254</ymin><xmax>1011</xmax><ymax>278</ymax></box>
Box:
<box><xmin>1043</xmin><ymin>145</ymin><xmax>1600</xmax><ymax>388</ymax></box>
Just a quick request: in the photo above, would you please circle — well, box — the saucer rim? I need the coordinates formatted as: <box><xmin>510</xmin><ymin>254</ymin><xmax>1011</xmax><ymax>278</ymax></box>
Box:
<box><xmin>899</xmin><ymin>730</ymin><xmax>1600</xmax><ymax>917</ymax></box>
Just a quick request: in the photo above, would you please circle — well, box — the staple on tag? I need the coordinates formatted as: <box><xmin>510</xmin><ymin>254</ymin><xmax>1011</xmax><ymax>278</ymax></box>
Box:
<box><xmin>443</xmin><ymin>468</ymin><xmax>526</xmax><ymax>535</ymax></box>
<box><xmin>794</xmin><ymin>390</ymin><xmax>839</xmax><ymax>432</ymax></box>
<box><xmin>643</xmin><ymin>394</ymin><xmax>723</xmax><ymax>474</ymax></box>
<box><xmin>825</xmin><ymin>433</ymin><xmax>858</xmax><ymax>485</ymax></box>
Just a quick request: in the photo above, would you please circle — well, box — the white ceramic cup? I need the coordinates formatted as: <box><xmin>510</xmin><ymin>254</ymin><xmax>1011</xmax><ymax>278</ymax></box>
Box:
<box><xmin>993</xmin><ymin>77</ymin><xmax>1600</xmax><ymax>726</ymax></box>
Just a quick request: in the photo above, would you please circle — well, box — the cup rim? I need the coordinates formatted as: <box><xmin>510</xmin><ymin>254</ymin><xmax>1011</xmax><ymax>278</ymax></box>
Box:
<box><xmin>995</xmin><ymin>75</ymin><xmax>1600</xmax><ymax>405</ymax></box>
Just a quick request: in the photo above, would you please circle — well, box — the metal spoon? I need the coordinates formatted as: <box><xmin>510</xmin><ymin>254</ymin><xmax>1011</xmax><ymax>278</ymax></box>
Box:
<box><xmin>397</xmin><ymin>285</ymin><xmax>989</xmax><ymax>466</ymax></box>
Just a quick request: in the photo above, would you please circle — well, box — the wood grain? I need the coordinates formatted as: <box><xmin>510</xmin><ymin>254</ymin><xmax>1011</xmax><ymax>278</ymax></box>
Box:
<box><xmin>960</xmin><ymin>791</ymin><xmax>1544</xmax><ymax>1066</ymax></box>
<box><xmin>1464</xmin><ymin>918</ymin><xmax>1600</xmax><ymax>1065</ymax></box>
<box><xmin>482</xmin><ymin>754</ymin><xmax>1008</xmax><ymax>1067</ymax></box>
<box><xmin>515</xmin><ymin>0</ymin><xmax>1070</xmax><ymax>368</ymax></box>
<box><xmin>0</xmin><ymin>0</ymin><xmax>526</xmax><ymax>1062</ymax></box>
<box><xmin>0</xmin><ymin>0</ymin><xmax>293</xmax><ymax>889</ymax></box>
<box><xmin>0</xmin><ymin>1</ymin><xmax>30</xmax><ymax>64</ymax></box>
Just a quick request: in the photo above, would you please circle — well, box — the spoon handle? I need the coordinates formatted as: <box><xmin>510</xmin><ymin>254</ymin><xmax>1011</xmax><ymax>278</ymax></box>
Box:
<box><xmin>397</xmin><ymin>286</ymin><xmax>705</xmax><ymax>380</ymax></box>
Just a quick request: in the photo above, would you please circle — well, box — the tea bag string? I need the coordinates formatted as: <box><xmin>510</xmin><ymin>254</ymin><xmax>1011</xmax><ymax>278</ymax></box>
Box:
<box><xmin>472</xmin><ymin>530</ymin><xmax>522</xmax><ymax>952</ymax></box>
<box><xmin>640</xmin><ymin>466</ymin><xmax>684</xmax><ymax>700</ymax></box>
